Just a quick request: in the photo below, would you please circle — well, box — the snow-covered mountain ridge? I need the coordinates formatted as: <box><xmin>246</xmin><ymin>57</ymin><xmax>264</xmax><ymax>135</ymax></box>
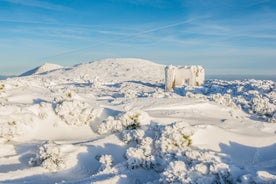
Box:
<box><xmin>0</xmin><ymin>58</ymin><xmax>276</xmax><ymax>183</ymax></box>
<box><xmin>20</xmin><ymin>63</ymin><xmax>63</xmax><ymax>76</ymax></box>
<box><xmin>34</xmin><ymin>58</ymin><xmax>165</xmax><ymax>84</ymax></box>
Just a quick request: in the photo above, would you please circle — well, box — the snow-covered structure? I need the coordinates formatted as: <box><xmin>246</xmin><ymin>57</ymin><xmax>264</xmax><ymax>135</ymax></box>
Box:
<box><xmin>165</xmin><ymin>65</ymin><xmax>205</xmax><ymax>91</ymax></box>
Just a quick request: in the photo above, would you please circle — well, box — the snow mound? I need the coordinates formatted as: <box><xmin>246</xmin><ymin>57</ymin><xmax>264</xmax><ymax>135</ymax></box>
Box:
<box><xmin>20</xmin><ymin>63</ymin><xmax>63</xmax><ymax>76</ymax></box>
<box><xmin>42</xmin><ymin>58</ymin><xmax>165</xmax><ymax>84</ymax></box>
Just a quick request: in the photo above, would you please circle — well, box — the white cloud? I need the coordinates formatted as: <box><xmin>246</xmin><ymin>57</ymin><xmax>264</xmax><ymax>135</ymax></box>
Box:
<box><xmin>0</xmin><ymin>0</ymin><xmax>71</xmax><ymax>11</ymax></box>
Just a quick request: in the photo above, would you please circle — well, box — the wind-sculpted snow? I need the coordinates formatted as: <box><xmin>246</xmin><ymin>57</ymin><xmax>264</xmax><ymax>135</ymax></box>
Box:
<box><xmin>0</xmin><ymin>59</ymin><xmax>276</xmax><ymax>183</ymax></box>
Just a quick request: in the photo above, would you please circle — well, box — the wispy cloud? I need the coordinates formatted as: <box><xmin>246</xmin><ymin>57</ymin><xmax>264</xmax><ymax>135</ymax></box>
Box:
<box><xmin>111</xmin><ymin>0</ymin><xmax>175</xmax><ymax>8</ymax></box>
<box><xmin>39</xmin><ymin>17</ymin><xmax>210</xmax><ymax>58</ymax></box>
<box><xmin>0</xmin><ymin>0</ymin><xmax>71</xmax><ymax>11</ymax></box>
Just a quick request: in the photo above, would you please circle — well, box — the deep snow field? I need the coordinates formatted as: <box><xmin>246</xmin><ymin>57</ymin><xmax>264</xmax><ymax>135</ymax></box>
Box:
<box><xmin>0</xmin><ymin>58</ymin><xmax>276</xmax><ymax>184</ymax></box>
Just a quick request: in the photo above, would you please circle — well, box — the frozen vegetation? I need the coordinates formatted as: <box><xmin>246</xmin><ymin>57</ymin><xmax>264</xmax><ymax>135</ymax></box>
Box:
<box><xmin>0</xmin><ymin>58</ymin><xmax>276</xmax><ymax>184</ymax></box>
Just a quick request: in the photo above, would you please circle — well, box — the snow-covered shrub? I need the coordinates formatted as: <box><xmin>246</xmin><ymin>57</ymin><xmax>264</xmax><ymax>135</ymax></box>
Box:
<box><xmin>36</xmin><ymin>102</ymin><xmax>51</xmax><ymax>120</ymax></box>
<box><xmin>0</xmin><ymin>116</ymin><xmax>33</xmax><ymax>142</ymax></box>
<box><xmin>160</xmin><ymin>161</ymin><xmax>188</xmax><ymax>184</ymax></box>
<box><xmin>269</xmin><ymin>112</ymin><xmax>276</xmax><ymax>123</ymax></box>
<box><xmin>122</xmin><ymin>129</ymin><xmax>145</xmax><ymax>143</ymax></box>
<box><xmin>97</xmin><ymin>116</ymin><xmax>122</xmax><ymax>134</ymax></box>
<box><xmin>125</xmin><ymin>122</ymin><xmax>193</xmax><ymax>171</ymax></box>
<box><xmin>0</xmin><ymin>83</ymin><xmax>4</xmax><ymax>90</ymax></box>
<box><xmin>125</xmin><ymin>144</ymin><xmax>155</xmax><ymax>170</ymax></box>
<box><xmin>182</xmin><ymin>79</ymin><xmax>276</xmax><ymax>122</ymax></box>
<box><xmin>251</xmin><ymin>96</ymin><xmax>275</xmax><ymax>117</ymax></box>
<box><xmin>53</xmin><ymin>90</ymin><xmax>77</xmax><ymax>103</ymax></box>
<box><xmin>123</xmin><ymin>112</ymin><xmax>141</xmax><ymax>130</ymax></box>
<box><xmin>238</xmin><ymin>171</ymin><xmax>276</xmax><ymax>184</ymax></box>
<box><xmin>123</xmin><ymin>122</ymin><xmax>234</xmax><ymax>183</ymax></box>
<box><xmin>210</xmin><ymin>93</ymin><xmax>238</xmax><ymax>109</ymax></box>
<box><xmin>29</xmin><ymin>141</ymin><xmax>65</xmax><ymax>172</ymax></box>
<box><xmin>97</xmin><ymin>154</ymin><xmax>113</xmax><ymax>172</ymax></box>
<box><xmin>157</xmin><ymin>123</ymin><xmax>193</xmax><ymax>153</ymax></box>
<box><xmin>159</xmin><ymin>149</ymin><xmax>232</xmax><ymax>184</ymax></box>
<box><xmin>0</xmin><ymin>120</ymin><xmax>18</xmax><ymax>142</ymax></box>
<box><xmin>125</xmin><ymin>137</ymin><xmax>155</xmax><ymax>169</ymax></box>
<box><xmin>97</xmin><ymin>110</ymin><xmax>149</xmax><ymax>135</ymax></box>
<box><xmin>267</xmin><ymin>91</ymin><xmax>276</xmax><ymax>104</ymax></box>
<box><xmin>126</xmin><ymin>147</ymin><xmax>147</xmax><ymax>169</ymax></box>
<box><xmin>55</xmin><ymin>100</ymin><xmax>94</xmax><ymax>126</ymax></box>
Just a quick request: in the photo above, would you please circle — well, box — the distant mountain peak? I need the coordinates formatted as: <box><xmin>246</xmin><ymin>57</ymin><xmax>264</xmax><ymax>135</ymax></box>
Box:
<box><xmin>20</xmin><ymin>63</ymin><xmax>63</xmax><ymax>77</ymax></box>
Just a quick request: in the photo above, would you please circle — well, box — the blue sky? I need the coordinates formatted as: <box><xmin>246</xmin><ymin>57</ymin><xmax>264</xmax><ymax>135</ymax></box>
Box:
<box><xmin>0</xmin><ymin>0</ymin><xmax>276</xmax><ymax>76</ymax></box>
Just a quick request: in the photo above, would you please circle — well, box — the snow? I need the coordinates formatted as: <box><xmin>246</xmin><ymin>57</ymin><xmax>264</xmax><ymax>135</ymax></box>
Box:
<box><xmin>19</xmin><ymin>63</ymin><xmax>63</xmax><ymax>77</ymax></box>
<box><xmin>0</xmin><ymin>58</ymin><xmax>276</xmax><ymax>183</ymax></box>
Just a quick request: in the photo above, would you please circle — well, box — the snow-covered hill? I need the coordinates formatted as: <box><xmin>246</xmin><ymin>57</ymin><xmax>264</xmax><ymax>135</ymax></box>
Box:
<box><xmin>20</xmin><ymin>63</ymin><xmax>63</xmax><ymax>76</ymax></box>
<box><xmin>0</xmin><ymin>58</ymin><xmax>276</xmax><ymax>184</ymax></box>
<box><xmin>40</xmin><ymin>58</ymin><xmax>165</xmax><ymax>84</ymax></box>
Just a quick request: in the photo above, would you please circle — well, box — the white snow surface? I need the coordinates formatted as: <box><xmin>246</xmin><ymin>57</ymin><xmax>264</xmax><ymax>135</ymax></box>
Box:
<box><xmin>20</xmin><ymin>63</ymin><xmax>63</xmax><ymax>76</ymax></box>
<box><xmin>0</xmin><ymin>58</ymin><xmax>276</xmax><ymax>184</ymax></box>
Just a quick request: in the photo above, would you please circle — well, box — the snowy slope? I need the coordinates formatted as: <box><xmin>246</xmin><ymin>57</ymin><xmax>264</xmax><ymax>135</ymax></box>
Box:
<box><xmin>41</xmin><ymin>58</ymin><xmax>165</xmax><ymax>84</ymax></box>
<box><xmin>20</xmin><ymin>63</ymin><xmax>63</xmax><ymax>77</ymax></box>
<box><xmin>0</xmin><ymin>58</ymin><xmax>276</xmax><ymax>184</ymax></box>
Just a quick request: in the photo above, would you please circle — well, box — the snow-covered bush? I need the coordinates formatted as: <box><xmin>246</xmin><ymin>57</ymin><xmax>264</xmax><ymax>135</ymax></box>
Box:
<box><xmin>122</xmin><ymin>129</ymin><xmax>145</xmax><ymax>143</ymax></box>
<box><xmin>55</xmin><ymin>100</ymin><xmax>94</xmax><ymax>126</ymax></box>
<box><xmin>0</xmin><ymin>120</ymin><xmax>18</xmax><ymax>142</ymax></box>
<box><xmin>97</xmin><ymin>116</ymin><xmax>122</xmax><ymax>134</ymax></box>
<box><xmin>251</xmin><ymin>96</ymin><xmax>275</xmax><ymax>117</ymax></box>
<box><xmin>122</xmin><ymin>122</ymin><xmax>234</xmax><ymax>183</ymax></box>
<box><xmin>125</xmin><ymin>122</ymin><xmax>193</xmax><ymax>171</ymax></box>
<box><xmin>159</xmin><ymin>149</ymin><xmax>232</xmax><ymax>184</ymax></box>
<box><xmin>269</xmin><ymin>112</ymin><xmax>276</xmax><ymax>123</ymax></box>
<box><xmin>157</xmin><ymin>123</ymin><xmax>193</xmax><ymax>153</ymax></box>
<box><xmin>53</xmin><ymin>90</ymin><xmax>77</xmax><ymax>103</ymax></box>
<box><xmin>97</xmin><ymin>154</ymin><xmax>113</xmax><ymax>172</ymax></box>
<box><xmin>210</xmin><ymin>93</ymin><xmax>238</xmax><ymax>109</ymax></box>
<box><xmin>267</xmin><ymin>91</ymin><xmax>276</xmax><ymax>104</ymax></box>
<box><xmin>183</xmin><ymin>79</ymin><xmax>276</xmax><ymax>122</ymax></box>
<box><xmin>125</xmin><ymin>137</ymin><xmax>155</xmax><ymax>169</ymax></box>
<box><xmin>29</xmin><ymin>141</ymin><xmax>65</xmax><ymax>172</ymax></box>
<box><xmin>0</xmin><ymin>83</ymin><xmax>4</xmax><ymax>90</ymax></box>
<box><xmin>33</xmin><ymin>102</ymin><xmax>52</xmax><ymax>120</ymax></box>
<box><xmin>0</xmin><ymin>116</ymin><xmax>32</xmax><ymax>142</ymax></box>
<box><xmin>160</xmin><ymin>161</ymin><xmax>188</xmax><ymax>183</ymax></box>
<box><xmin>238</xmin><ymin>171</ymin><xmax>276</xmax><ymax>184</ymax></box>
<box><xmin>97</xmin><ymin>110</ymin><xmax>149</xmax><ymax>135</ymax></box>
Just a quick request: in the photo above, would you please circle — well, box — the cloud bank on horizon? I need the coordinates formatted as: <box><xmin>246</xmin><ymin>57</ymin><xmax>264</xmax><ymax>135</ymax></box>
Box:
<box><xmin>0</xmin><ymin>0</ymin><xmax>275</xmax><ymax>75</ymax></box>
